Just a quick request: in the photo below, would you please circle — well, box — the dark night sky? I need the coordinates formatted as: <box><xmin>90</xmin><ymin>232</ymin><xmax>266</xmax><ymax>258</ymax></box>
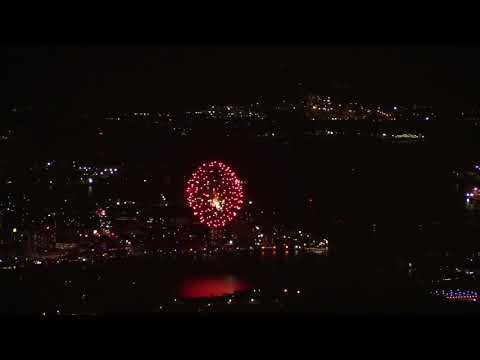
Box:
<box><xmin>3</xmin><ymin>45</ymin><xmax>480</xmax><ymax>115</ymax></box>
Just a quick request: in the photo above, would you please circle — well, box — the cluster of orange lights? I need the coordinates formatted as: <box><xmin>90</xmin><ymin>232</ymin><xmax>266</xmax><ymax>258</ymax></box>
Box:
<box><xmin>186</xmin><ymin>161</ymin><xmax>244</xmax><ymax>228</ymax></box>
<box><xmin>376</xmin><ymin>110</ymin><xmax>392</xmax><ymax>118</ymax></box>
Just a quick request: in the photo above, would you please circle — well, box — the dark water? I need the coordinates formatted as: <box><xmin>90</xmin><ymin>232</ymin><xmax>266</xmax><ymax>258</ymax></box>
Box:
<box><xmin>0</xmin><ymin>252</ymin><xmax>422</xmax><ymax>315</ymax></box>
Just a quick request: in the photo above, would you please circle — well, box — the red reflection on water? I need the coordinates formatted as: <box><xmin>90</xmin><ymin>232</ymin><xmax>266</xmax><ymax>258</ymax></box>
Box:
<box><xmin>179</xmin><ymin>276</ymin><xmax>253</xmax><ymax>298</ymax></box>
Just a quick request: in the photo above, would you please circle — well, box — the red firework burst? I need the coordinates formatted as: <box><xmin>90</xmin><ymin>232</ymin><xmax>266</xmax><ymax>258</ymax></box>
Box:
<box><xmin>186</xmin><ymin>160</ymin><xmax>244</xmax><ymax>228</ymax></box>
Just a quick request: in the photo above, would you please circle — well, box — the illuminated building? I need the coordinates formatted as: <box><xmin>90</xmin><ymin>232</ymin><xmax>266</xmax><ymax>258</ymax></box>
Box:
<box><xmin>430</xmin><ymin>289</ymin><xmax>479</xmax><ymax>302</ymax></box>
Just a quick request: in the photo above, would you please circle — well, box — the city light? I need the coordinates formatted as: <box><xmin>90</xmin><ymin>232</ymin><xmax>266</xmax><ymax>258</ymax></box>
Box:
<box><xmin>430</xmin><ymin>289</ymin><xmax>479</xmax><ymax>302</ymax></box>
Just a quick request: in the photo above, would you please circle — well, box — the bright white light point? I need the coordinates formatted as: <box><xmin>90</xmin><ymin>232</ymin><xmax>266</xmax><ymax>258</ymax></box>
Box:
<box><xmin>211</xmin><ymin>197</ymin><xmax>222</xmax><ymax>210</ymax></box>
<box><xmin>88</xmin><ymin>178</ymin><xmax>93</xmax><ymax>184</ymax></box>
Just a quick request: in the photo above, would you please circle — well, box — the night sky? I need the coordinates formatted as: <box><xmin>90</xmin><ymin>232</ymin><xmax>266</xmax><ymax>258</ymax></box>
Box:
<box><xmin>3</xmin><ymin>45</ymin><xmax>480</xmax><ymax>115</ymax></box>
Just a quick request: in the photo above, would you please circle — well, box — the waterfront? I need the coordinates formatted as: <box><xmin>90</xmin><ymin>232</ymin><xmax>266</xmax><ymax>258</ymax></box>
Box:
<box><xmin>2</xmin><ymin>134</ymin><xmax>480</xmax><ymax>315</ymax></box>
<box><xmin>1</xmin><ymin>249</ymin><xmax>465</xmax><ymax>315</ymax></box>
